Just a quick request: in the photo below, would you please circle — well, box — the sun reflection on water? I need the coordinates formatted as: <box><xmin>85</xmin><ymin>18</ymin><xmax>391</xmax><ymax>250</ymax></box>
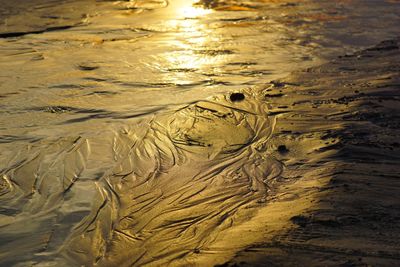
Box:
<box><xmin>178</xmin><ymin>5</ymin><xmax>213</xmax><ymax>18</ymax></box>
<box><xmin>159</xmin><ymin>1</ymin><xmax>227</xmax><ymax>85</ymax></box>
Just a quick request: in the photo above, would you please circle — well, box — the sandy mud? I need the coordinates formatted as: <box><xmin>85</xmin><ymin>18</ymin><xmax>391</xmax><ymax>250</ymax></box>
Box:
<box><xmin>219</xmin><ymin>39</ymin><xmax>400</xmax><ymax>267</ymax></box>
<box><xmin>0</xmin><ymin>88</ymin><xmax>283</xmax><ymax>266</ymax></box>
<box><xmin>0</xmin><ymin>0</ymin><xmax>400</xmax><ymax>266</ymax></box>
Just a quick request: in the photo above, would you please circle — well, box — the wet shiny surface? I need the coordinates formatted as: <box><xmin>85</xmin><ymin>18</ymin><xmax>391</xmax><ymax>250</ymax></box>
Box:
<box><xmin>0</xmin><ymin>0</ymin><xmax>399</xmax><ymax>266</ymax></box>
<box><xmin>1</xmin><ymin>0</ymin><xmax>399</xmax><ymax>157</ymax></box>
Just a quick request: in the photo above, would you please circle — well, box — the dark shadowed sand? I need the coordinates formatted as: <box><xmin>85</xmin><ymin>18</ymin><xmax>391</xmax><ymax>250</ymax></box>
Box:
<box><xmin>217</xmin><ymin>38</ymin><xmax>400</xmax><ymax>267</ymax></box>
<box><xmin>0</xmin><ymin>0</ymin><xmax>400</xmax><ymax>266</ymax></box>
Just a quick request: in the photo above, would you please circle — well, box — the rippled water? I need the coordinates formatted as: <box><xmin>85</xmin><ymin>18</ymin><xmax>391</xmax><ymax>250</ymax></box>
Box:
<box><xmin>0</xmin><ymin>0</ymin><xmax>399</xmax><ymax>265</ymax></box>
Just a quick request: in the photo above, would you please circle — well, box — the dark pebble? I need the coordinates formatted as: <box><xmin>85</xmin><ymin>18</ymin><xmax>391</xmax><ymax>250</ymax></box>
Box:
<box><xmin>277</xmin><ymin>145</ymin><xmax>289</xmax><ymax>154</ymax></box>
<box><xmin>230</xmin><ymin>92</ymin><xmax>245</xmax><ymax>102</ymax></box>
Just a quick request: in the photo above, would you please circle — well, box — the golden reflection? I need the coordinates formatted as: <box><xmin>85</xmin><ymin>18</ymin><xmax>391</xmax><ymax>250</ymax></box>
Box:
<box><xmin>178</xmin><ymin>5</ymin><xmax>213</xmax><ymax>18</ymax></box>
<box><xmin>160</xmin><ymin>1</ymin><xmax>226</xmax><ymax>85</ymax></box>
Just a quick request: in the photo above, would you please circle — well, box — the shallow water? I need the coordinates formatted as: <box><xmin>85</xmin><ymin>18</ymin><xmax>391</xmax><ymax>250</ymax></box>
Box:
<box><xmin>0</xmin><ymin>0</ymin><xmax>399</xmax><ymax>266</ymax></box>
<box><xmin>1</xmin><ymin>0</ymin><xmax>399</xmax><ymax>158</ymax></box>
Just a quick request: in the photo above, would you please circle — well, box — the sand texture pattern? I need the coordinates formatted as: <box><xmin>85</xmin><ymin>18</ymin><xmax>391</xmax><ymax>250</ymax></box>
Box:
<box><xmin>220</xmin><ymin>38</ymin><xmax>400</xmax><ymax>267</ymax></box>
<box><xmin>1</xmin><ymin>39</ymin><xmax>399</xmax><ymax>266</ymax></box>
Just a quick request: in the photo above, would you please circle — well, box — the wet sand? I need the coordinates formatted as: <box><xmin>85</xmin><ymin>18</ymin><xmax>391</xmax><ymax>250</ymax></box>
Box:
<box><xmin>0</xmin><ymin>0</ymin><xmax>400</xmax><ymax>266</ymax></box>
<box><xmin>217</xmin><ymin>39</ymin><xmax>400</xmax><ymax>267</ymax></box>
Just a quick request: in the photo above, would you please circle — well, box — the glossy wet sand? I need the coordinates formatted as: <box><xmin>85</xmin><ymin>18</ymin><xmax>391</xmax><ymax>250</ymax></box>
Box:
<box><xmin>0</xmin><ymin>1</ymin><xmax>400</xmax><ymax>266</ymax></box>
<box><xmin>220</xmin><ymin>38</ymin><xmax>400</xmax><ymax>267</ymax></box>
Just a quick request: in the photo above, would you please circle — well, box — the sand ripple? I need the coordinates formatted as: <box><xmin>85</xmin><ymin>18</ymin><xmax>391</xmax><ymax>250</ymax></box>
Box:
<box><xmin>0</xmin><ymin>89</ymin><xmax>283</xmax><ymax>266</ymax></box>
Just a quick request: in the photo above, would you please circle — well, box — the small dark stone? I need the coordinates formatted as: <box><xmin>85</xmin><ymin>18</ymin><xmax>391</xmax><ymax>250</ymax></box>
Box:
<box><xmin>230</xmin><ymin>93</ymin><xmax>245</xmax><ymax>102</ymax></box>
<box><xmin>277</xmin><ymin>145</ymin><xmax>289</xmax><ymax>154</ymax></box>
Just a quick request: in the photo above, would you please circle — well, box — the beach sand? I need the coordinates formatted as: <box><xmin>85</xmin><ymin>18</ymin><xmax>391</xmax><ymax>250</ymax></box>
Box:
<box><xmin>0</xmin><ymin>1</ymin><xmax>399</xmax><ymax>266</ymax></box>
<box><xmin>216</xmin><ymin>38</ymin><xmax>400</xmax><ymax>267</ymax></box>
